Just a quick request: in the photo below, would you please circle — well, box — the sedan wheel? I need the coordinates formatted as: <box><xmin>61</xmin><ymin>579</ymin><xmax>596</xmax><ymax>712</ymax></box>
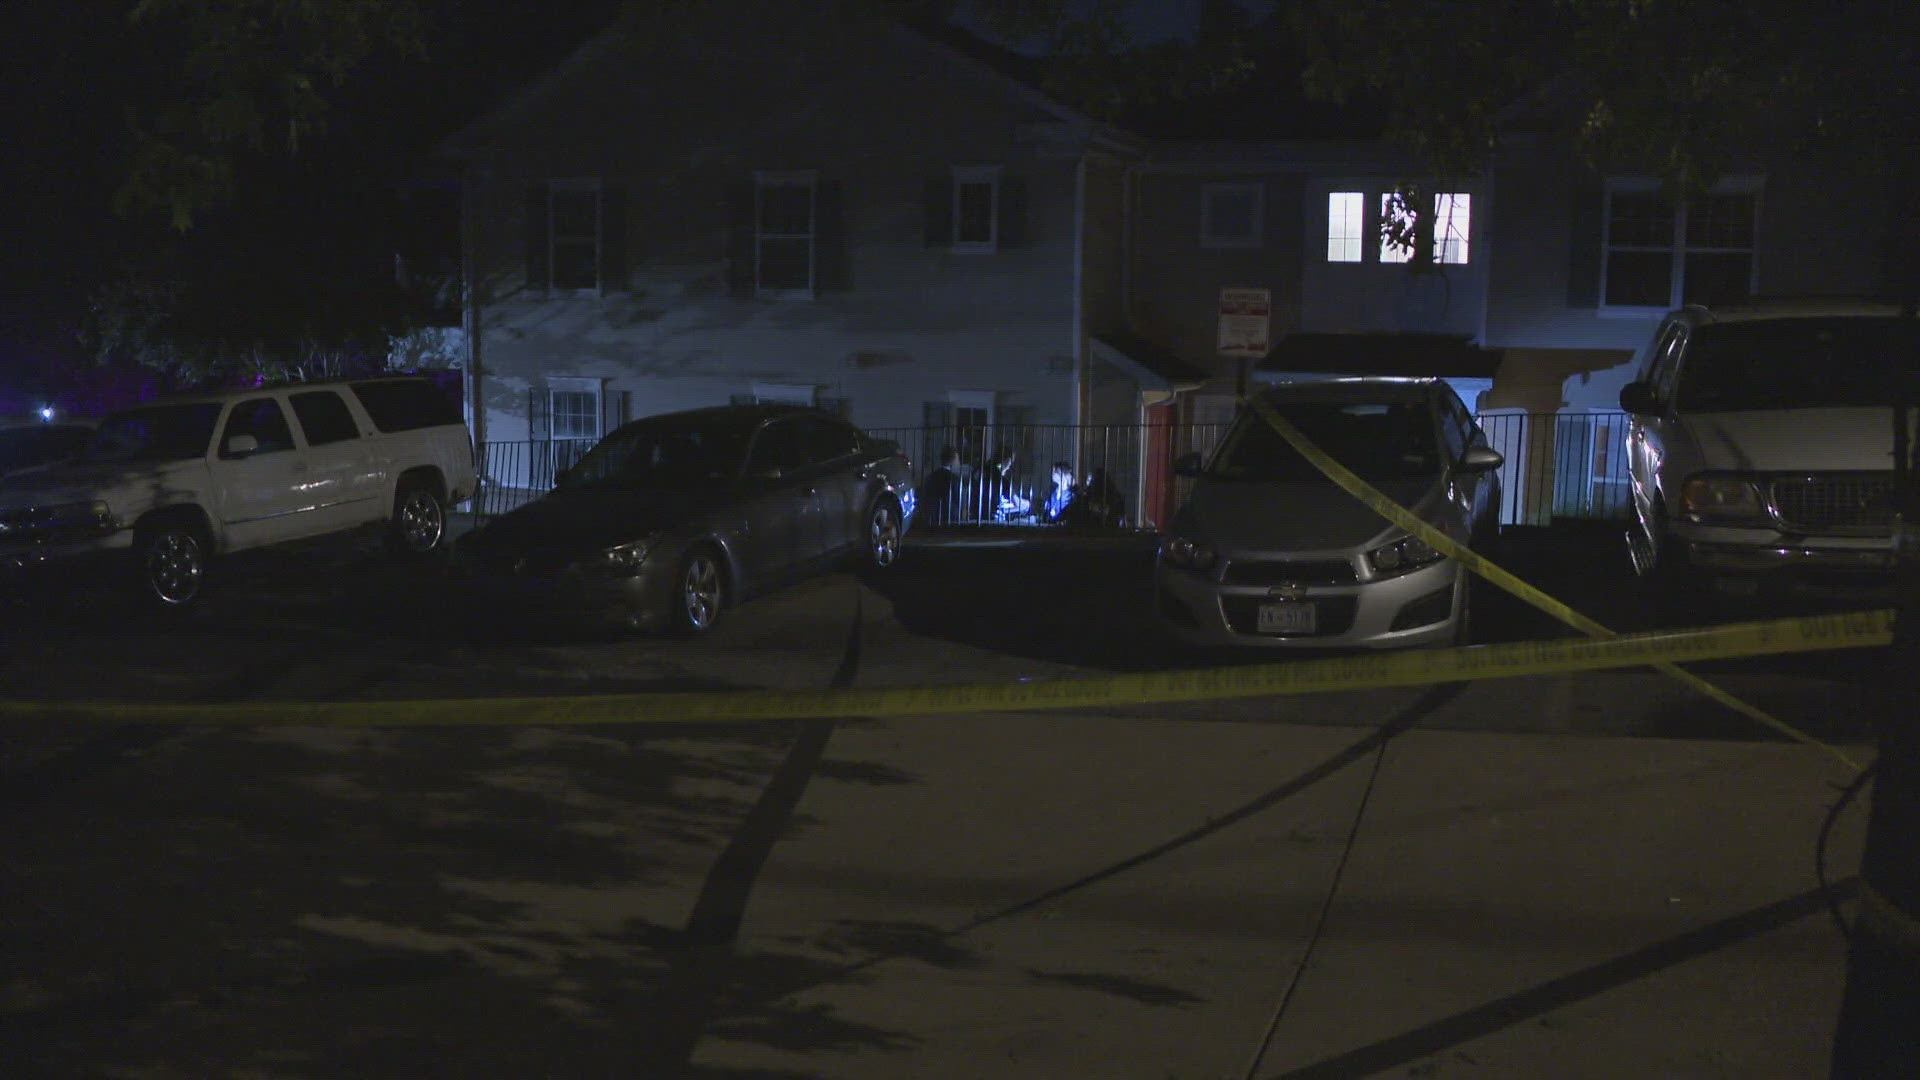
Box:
<box><xmin>673</xmin><ymin>548</ymin><xmax>723</xmax><ymax>637</ymax></box>
<box><xmin>867</xmin><ymin>499</ymin><xmax>902</xmax><ymax>568</ymax></box>
<box><xmin>137</xmin><ymin>524</ymin><xmax>205</xmax><ymax>607</ymax></box>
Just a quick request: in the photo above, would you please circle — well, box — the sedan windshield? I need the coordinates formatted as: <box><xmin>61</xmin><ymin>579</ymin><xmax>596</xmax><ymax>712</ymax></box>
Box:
<box><xmin>559</xmin><ymin>420</ymin><xmax>750</xmax><ymax>489</ymax></box>
<box><xmin>1206</xmin><ymin>399</ymin><xmax>1441</xmax><ymax>482</ymax></box>
<box><xmin>83</xmin><ymin>403</ymin><xmax>223</xmax><ymax>462</ymax></box>
<box><xmin>1676</xmin><ymin>317</ymin><xmax>1912</xmax><ymax>412</ymax></box>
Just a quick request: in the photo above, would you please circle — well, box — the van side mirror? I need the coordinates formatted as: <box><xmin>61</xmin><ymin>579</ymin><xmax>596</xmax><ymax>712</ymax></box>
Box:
<box><xmin>1618</xmin><ymin>381</ymin><xmax>1660</xmax><ymax>415</ymax></box>
<box><xmin>1457</xmin><ymin>445</ymin><xmax>1504</xmax><ymax>473</ymax></box>
<box><xmin>1173</xmin><ymin>451</ymin><xmax>1204</xmax><ymax>478</ymax></box>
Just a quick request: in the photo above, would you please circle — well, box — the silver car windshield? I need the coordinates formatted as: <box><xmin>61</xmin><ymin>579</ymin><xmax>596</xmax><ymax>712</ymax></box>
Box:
<box><xmin>82</xmin><ymin>403</ymin><xmax>223</xmax><ymax>462</ymax></box>
<box><xmin>1676</xmin><ymin>317</ymin><xmax>1910</xmax><ymax>412</ymax></box>
<box><xmin>560</xmin><ymin>421</ymin><xmax>750</xmax><ymax>488</ymax></box>
<box><xmin>1206</xmin><ymin>400</ymin><xmax>1441</xmax><ymax>482</ymax></box>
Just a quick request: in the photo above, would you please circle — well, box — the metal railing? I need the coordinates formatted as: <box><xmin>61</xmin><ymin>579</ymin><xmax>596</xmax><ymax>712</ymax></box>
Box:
<box><xmin>463</xmin><ymin>411</ymin><xmax>1633</xmax><ymax>529</ymax></box>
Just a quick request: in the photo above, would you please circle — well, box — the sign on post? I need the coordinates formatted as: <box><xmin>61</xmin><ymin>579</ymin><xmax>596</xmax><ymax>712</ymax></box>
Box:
<box><xmin>1217</xmin><ymin>287</ymin><xmax>1271</xmax><ymax>360</ymax></box>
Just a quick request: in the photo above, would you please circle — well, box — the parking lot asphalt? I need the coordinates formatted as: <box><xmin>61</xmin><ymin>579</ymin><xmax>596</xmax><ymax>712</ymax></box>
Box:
<box><xmin>0</xmin><ymin>518</ymin><xmax>1896</xmax><ymax>1077</ymax></box>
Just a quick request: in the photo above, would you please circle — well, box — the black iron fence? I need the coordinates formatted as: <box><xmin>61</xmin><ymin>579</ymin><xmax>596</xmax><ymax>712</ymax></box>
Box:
<box><xmin>462</xmin><ymin>411</ymin><xmax>1632</xmax><ymax>529</ymax></box>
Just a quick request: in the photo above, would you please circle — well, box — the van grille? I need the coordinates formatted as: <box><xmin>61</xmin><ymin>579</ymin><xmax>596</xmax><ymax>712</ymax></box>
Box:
<box><xmin>1769</xmin><ymin>474</ymin><xmax>1897</xmax><ymax>534</ymax></box>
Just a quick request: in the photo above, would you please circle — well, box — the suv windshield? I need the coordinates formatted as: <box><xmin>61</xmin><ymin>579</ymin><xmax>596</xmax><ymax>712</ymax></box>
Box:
<box><xmin>84</xmin><ymin>403</ymin><xmax>223</xmax><ymax>462</ymax></box>
<box><xmin>559</xmin><ymin>419</ymin><xmax>751</xmax><ymax>489</ymax></box>
<box><xmin>1676</xmin><ymin>316</ymin><xmax>1912</xmax><ymax>412</ymax></box>
<box><xmin>1206</xmin><ymin>399</ymin><xmax>1441</xmax><ymax>482</ymax></box>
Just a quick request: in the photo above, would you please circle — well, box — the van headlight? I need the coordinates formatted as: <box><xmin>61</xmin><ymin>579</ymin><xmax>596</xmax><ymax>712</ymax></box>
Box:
<box><xmin>1366</xmin><ymin>534</ymin><xmax>1443</xmax><ymax>576</ymax></box>
<box><xmin>585</xmin><ymin>538</ymin><xmax>653</xmax><ymax>577</ymax></box>
<box><xmin>1680</xmin><ymin>476</ymin><xmax>1770</xmax><ymax>526</ymax></box>
<box><xmin>1161</xmin><ymin>533</ymin><xmax>1217</xmax><ymax>571</ymax></box>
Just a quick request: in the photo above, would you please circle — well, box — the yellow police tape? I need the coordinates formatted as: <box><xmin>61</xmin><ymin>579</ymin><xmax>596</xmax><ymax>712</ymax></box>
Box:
<box><xmin>0</xmin><ymin>610</ymin><xmax>1891</xmax><ymax>728</ymax></box>
<box><xmin>1241</xmin><ymin>394</ymin><xmax>1871</xmax><ymax>770</ymax></box>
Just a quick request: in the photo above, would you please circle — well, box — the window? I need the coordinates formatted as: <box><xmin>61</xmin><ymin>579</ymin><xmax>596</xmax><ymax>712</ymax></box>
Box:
<box><xmin>289</xmin><ymin>391</ymin><xmax>360</xmax><ymax>446</ymax></box>
<box><xmin>756</xmin><ymin>173</ymin><xmax>815</xmax><ymax>293</ymax></box>
<box><xmin>1327</xmin><ymin>192</ymin><xmax>1363</xmax><ymax>262</ymax></box>
<box><xmin>1380</xmin><ymin>192</ymin><xmax>1471</xmax><ymax>265</ymax></box>
<box><xmin>1202</xmin><ymin>183</ymin><xmax>1263</xmax><ymax>248</ymax></box>
<box><xmin>547</xmin><ymin>377</ymin><xmax>601</xmax><ymax>441</ymax></box>
<box><xmin>751</xmin><ymin>382</ymin><xmax>817</xmax><ymax>406</ymax></box>
<box><xmin>548</xmin><ymin>180</ymin><xmax>600</xmax><ymax>292</ymax></box>
<box><xmin>952</xmin><ymin>166</ymin><xmax>1000</xmax><ymax>252</ymax></box>
<box><xmin>219</xmin><ymin>398</ymin><xmax>295</xmax><ymax>458</ymax></box>
<box><xmin>349</xmin><ymin>379</ymin><xmax>463</xmax><ymax>433</ymax></box>
<box><xmin>1603</xmin><ymin>180</ymin><xmax>1758</xmax><ymax>309</ymax></box>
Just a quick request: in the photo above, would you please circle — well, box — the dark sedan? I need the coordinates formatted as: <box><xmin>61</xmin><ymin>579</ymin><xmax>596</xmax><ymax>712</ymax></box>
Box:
<box><xmin>456</xmin><ymin>404</ymin><xmax>915</xmax><ymax>635</ymax></box>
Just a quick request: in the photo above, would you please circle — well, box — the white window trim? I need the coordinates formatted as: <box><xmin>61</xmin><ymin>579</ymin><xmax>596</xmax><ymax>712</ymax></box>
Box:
<box><xmin>1378</xmin><ymin>190</ymin><xmax>1472</xmax><ymax>265</ymax></box>
<box><xmin>546</xmin><ymin>376</ymin><xmax>602</xmax><ymax>442</ymax></box>
<box><xmin>1599</xmin><ymin>175</ymin><xmax>1762</xmax><ymax>316</ymax></box>
<box><xmin>1326</xmin><ymin>191</ymin><xmax>1364</xmax><ymax>263</ymax></box>
<box><xmin>547</xmin><ymin>178</ymin><xmax>602</xmax><ymax>294</ymax></box>
<box><xmin>951</xmin><ymin>166</ymin><xmax>1001</xmax><ymax>254</ymax></box>
<box><xmin>1201</xmin><ymin>182</ymin><xmax>1264</xmax><ymax>249</ymax></box>
<box><xmin>754</xmin><ymin>170</ymin><xmax>816</xmax><ymax>297</ymax></box>
<box><xmin>751</xmin><ymin>381</ymin><xmax>817</xmax><ymax>406</ymax></box>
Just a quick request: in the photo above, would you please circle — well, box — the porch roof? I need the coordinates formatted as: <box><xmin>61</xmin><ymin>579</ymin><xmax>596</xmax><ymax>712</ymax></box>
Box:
<box><xmin>1255</xmin><ymin>332</ymin><xmax>1504</xmax><ymax>379</ymax></box>
<box><xmin>1090</xmin><ymin>332</ymin><xmax>1211</xmax><ymax>389</ymax></box>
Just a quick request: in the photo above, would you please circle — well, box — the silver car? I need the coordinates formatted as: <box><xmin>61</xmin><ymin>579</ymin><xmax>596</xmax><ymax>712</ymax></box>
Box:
<box><xmin>1155</xmin><ymin>379</ymin><xmax>1503</xmax><ymax>649</ymax></box>
<box><xmin>456</xmin><ymin>404</ymin><xmax>915</xmax><ymax>636</ymax></box>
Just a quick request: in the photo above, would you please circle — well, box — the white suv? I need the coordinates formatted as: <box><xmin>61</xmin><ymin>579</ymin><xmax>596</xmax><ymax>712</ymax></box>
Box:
<box><xmin>1618</xmin><ymin>300</ymin><xmax>1910</xmax><ymax>603</ymax></box>
<box><xmin>0</xmin><ymin>377</ymin><xmax>476</xmax><ymax>606</ymax></box>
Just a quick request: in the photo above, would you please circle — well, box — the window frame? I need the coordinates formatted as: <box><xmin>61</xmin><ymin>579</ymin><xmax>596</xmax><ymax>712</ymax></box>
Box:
<box><xmin>754</xmin><ymin>170</ymin><xmax>817</xmax><ymax>296</ymax></box>
<box><xmin>546</xmin><ymin>376</ymin><xmax>602</xmax><ymax>443</ymax></box>
<box><xmin>546</xmin><ymin>178</ymin><xmax>602</xmax><ymax>294</ymax></box>
<box><xmin>1326</xmin><ymin>191</ymin><xmax>1364</xmax><ymax>263</ymax></box>
<box><xmin>950</xmin><ymin>165</ymin><xmax>1001</xmax><ymax>254</ymax></box>
<box><xmin>1201</xmin><ymin>182</ymin><xmax>1265</xmax><ymax>249</ymax></box>
<box><xmin>1379</xmin><ymin>191</ymin><xmax>1471</xmax><ymax>265</ymax></box>
<box><xmin>1600</xmin><ymin>176</ymin><xmax>1761</xmax><ymax>315</ymax></box>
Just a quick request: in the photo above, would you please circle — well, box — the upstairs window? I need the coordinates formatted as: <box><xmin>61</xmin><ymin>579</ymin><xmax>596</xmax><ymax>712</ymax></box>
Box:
<box><xmin>1603</xmin><ymin>180</ymin><xmax>1758</xmax><ymax>309</ymax></box>
<box><xmin>756</xmin><ymin>173</ymin><xmax>816</xmax><ymax>293</ymax></box>
<box><xmin>1202</xmin><ymin>183</ymin><xmax>1264</xmax><ymax>248</ymax></box>
<box><xmin>548</xmin><ymin>180</ymin><xmax>601</xmax><ymax>291</ymax></box>
<box><xmin>952</xmin><ymin>166</ymin><xmax>1000</xmax><ymax>252</ymax></box>
<box><xmin>1326</xmin><ymin>192</ymin><xmax>1364</xmax><ymax>262</ymax></box>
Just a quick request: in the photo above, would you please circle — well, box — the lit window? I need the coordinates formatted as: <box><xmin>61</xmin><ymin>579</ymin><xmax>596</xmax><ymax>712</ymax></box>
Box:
<box><xmin>1380</xmin><ymin>191</ymin><xmax>1471</xmax><ymax>265</ymax></box>
<box><xmin>548</xmin><ymin>181</ymin><xmax>600</xmax><ymax>291</ymax></box>
<box><xmin>1202</xmin><ymin>183</ymin><xmax>1263</xmax><ymax>248</ymax></box>
<box><xmin>952</xmin><ymin>167</ymin><xmax>999</xmax><ymax>251</ymax></box>
<box><xmin>1602</xmin><ymin>180</ymin><xmax>1758</xmax><ymax>308</ymax></box>
<box><xmin>1327</xmin><ymin>192</ymin><xmax>1363</xmax><ymax>262</ymax></box>
<box><xmin>1380</xmin><ymin>192</ymin><xmax>1416</xmax><ymax>264</ymax></box>
<box><xmin>756</xmin><ymin>173</ymin><xmax>815</xmax><ymax>293</ymax></box>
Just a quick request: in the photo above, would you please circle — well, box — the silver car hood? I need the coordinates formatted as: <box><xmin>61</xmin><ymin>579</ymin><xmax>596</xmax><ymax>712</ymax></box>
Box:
<box><xmin>1184</xmin><ymin>476</ymin><xmax>1444</xmax><ymax>553</ymax></box>
<box><xmin>1680</xmin><ymin>408</ymin><xmax>1896</xmax><ymax>473</ymax></box>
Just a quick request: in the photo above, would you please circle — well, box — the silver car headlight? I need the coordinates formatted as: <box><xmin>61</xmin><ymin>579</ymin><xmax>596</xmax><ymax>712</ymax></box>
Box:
<box><xmin>1679</xmin><ymin>475</ymin><xmax>1769</xmax><ymax>526</ymax></box>
<box><xmin>1161</xmin><ymin>533</ymin><xmax>1217</xmax><ymax>571</ymax></box>
<box><xmin>585</xmin><ymin>537</ymin><xmax>654</xmax><ymax>578</ymax></box>
<box><xmin>1366</xmin><ymin>533</ymin><xmax>1444</xmax><ymax>576</ymax></box>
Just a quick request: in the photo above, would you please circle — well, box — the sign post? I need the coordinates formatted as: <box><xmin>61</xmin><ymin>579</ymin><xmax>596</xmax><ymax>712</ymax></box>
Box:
<box><xmin>1218</xmin><ymin>287</ymin><xmax>1271</xmax><ymax>396</ymax></box>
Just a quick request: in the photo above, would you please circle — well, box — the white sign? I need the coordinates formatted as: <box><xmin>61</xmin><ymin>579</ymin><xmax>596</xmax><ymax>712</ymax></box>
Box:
<box><xmin>1217</xmin><ymin>287</ymin><xmax>1271</xmax><ymax>359</ymax></box>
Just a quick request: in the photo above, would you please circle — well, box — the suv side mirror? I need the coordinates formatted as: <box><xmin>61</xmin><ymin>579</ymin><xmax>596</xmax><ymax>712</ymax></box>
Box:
<box><xmin>1618</xmin><ymin>381</ymin><xmax>1660</xmax><ymax>415</ymax></box>
<box><xmin>1457</xmin><ymin>445</ymin><xmax>1505</xmax><ymax>473</ymax></box>
<box><xmin>224</xmin><ymin>434</ymin><xmax>259</xmax><ymax>457</ymax></box>
<box><xmin>1173</xmin><ymin>451</ymin><xmax>1204</xmax><ymax>478</ymax></box>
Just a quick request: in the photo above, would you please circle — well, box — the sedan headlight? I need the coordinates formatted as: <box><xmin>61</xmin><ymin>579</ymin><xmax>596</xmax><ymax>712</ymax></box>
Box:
<box><xmin>1680</xmin><ymin>476</ymin><xmax>1769</xmax><ymax>526</ymax></box>
<box><xmin>1161</xmin><ymin>534</ymin><xmax>1217</xmax><ymax>571</ymax></box>
<box><xmin>585</xmin><ymin>537</ymin><xmax>653</xmax><ymax>578</ymax></box>
<box><xmin>1366</xmin><ymin>533</ymin><xmax>1444</xmax><ymax>576</ymax></box>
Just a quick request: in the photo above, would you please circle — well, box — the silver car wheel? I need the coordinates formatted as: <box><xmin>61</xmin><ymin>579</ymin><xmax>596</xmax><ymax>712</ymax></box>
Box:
<box><xmin>142</xmin><ymin>527</ymin><xmax>204</xmax><ymax>606</ymax></box>
<box><xmin>395</xmin><ymin>487</ymin><xmax>445</xmax><ymax>554</ymax></box>
<box><xmin>678</xmin><ymin>550</ymin><xmax>722</xmax><ymax>634</ymax></box>
<box><xmin>868</xmin><ymin>500</ymin><xmax>901</xmax><ymax>568</ymax></box>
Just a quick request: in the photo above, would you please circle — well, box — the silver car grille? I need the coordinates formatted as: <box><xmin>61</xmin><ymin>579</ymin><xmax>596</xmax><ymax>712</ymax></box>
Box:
<box><xmin>1219</xmin><ymin>558</ymin><xmax>1358</xmax><ymax>587</ymax></box>
<box><xmin>1768</xmin><ymin>474</ymin><xmax>1897</xmax><ymax>535</ymax></box>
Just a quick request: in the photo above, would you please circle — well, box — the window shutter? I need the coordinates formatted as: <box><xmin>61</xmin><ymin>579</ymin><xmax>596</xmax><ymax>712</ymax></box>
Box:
<box><xmin>924</xmin><ymin>175</ymin><xmax>954</xmax><ymax>246</ymax></box>
<box><xmin>600</xmin><ymin>183</ymin><xmax>628</xmax><ymax>292</ymax></box>
<box><xmin>528</xmin><ymin>380</ymin><xmax>550</xmax><ymax>440</ymax></box>
<box><xmin>525</xmin><ymin>185</ymin><xmax>550</xmax><ymax>291</ymax></box>
<box><xmin>814</xmin><ymin>179</ymin><xmax>850</xmax><ymax>292</ymax></box>
<box><xmin>602</xmin><ymin>386</ymin><xmax>629</xmax><ymax>434</ymax></box>
<box><xmin>1566</xmin><ymin>183</ymin><xmax>1603</xmax><ymax>308</ymax></box>
<box><xmin>998</xmin><ymin>175</ymin><xmax>1028</xmax><ymax>246</ymax></box>
<box><xmin>999</xmin><ymin>403</ymin><xmax>1036</xmax><ymax>471</ymax></box>
<box><xmin>726</xmin><ymin>183</ymin><xmax>756</xmax><ymax>297</ymax></box>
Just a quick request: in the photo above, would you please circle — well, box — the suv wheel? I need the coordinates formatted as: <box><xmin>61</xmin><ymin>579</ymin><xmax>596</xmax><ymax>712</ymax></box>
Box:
<box><xmin>134</xmin><ymin>519</ymin><xmax>207</xmax><ymax>608</ymax></box>
<box><xmin>389</xmin><ymin>480</ymin><xmax>446</xmax><ymax>557</ymax></box>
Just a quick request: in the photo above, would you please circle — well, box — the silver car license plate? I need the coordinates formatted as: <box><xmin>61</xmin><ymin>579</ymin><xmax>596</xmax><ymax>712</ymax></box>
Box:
<box><xmin>1256</xmin><ymin>600</ymin><xmax>1316</xmax><ymax>634</ymax></box>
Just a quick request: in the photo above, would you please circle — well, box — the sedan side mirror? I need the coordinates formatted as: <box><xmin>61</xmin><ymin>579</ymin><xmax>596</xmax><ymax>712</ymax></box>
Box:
<box><xmin>1457</xmin><ymin>445</ymin><xmax>1505</xmax><ymax>473</ymax></box>
<box><xmin>1173</xmin><ymin>451</ymin><xmax>1204</xmax><ymax>478</ymax></box>
<box><xmin>1618</xmin><ymin>381</ymin><xmax>1660</xmax><ymax>415</ymax></box>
